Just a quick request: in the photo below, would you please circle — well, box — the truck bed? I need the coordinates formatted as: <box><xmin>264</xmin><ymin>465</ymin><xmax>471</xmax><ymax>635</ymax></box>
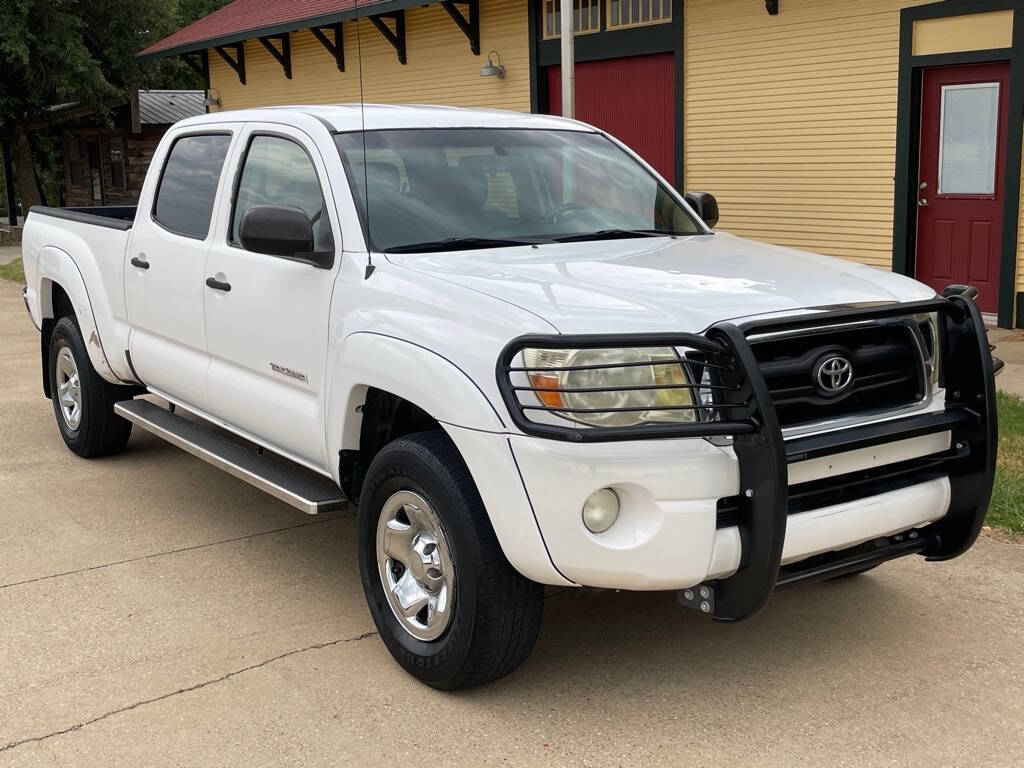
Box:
<box><xmin>28</xmin><ymin>205</ymin><xmax>137</xmax><ymax>231</ymax></box>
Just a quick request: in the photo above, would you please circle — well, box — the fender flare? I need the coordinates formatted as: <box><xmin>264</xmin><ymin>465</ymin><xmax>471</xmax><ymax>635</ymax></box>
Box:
<box><xmin>324</xmin><ymin>332</ymin><xmax>571</xmax><ymax>586</ymax></box>
<box><xmin>325</xmin><ymin>331</ymin><xmax>507</xmax><ymax>462</ymax></box>
<box><xmin>35</xmin><ymin>246</ymin><xmax>119</xmax><ymax>383</ymax></box>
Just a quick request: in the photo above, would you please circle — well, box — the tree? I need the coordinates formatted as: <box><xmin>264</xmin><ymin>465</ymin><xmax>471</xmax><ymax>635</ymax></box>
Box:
<box><xmin>0</xmin><ymin>0</ymin><xmax>230</xmax><ymax>210</ymax></box>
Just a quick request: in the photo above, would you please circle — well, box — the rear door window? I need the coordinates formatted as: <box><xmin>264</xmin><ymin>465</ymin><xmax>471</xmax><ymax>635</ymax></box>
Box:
<box><xmin>153</xmin><ymin>134</ymin><xmax>232</xmax><ymax>239</ymax></box>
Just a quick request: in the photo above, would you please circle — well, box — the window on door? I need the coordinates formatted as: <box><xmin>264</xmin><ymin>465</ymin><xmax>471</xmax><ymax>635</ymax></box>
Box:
<box><xmin>152</xmin><ymin>133</ymin><xmax>232</xmax><ymax>239</ymax></box>
<box><xmin>231</xmin><ymin>135</ymin><xmax>333</xmax><ymax>252</ymax></box>
<box><xmin>86</xmin><ymin>137</ymin><xmax>103</xmax><ymax>204</ymax></box>
<box><xmin>938</xmin><ymin>82</ymin><xmax>999</xmax><ymax>196</ymax></box>
<box><xmin>68</xmin><ymin>136</ymin><xmax>83</xmax><ymax>186</ymax></box>
<box><xmin>109</xmin><ymin>135</ymin><xmax>126</xmax><ymax>190</ymax></box>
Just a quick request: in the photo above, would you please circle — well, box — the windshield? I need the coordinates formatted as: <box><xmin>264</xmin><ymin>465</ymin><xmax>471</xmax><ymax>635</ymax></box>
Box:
<box><xmin>334</xmin><ymin>128</ymin><xmax>702</xmax><ymax>252</ymax></box>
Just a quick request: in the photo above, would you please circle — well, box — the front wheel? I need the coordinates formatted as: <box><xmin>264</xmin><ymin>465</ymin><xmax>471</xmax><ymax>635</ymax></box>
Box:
<box><xmin>357</xmin><ymin>430</ymin><xmax>544</xmax><ymax>689</ymax></box>
<box><xmin>48</xmin><ymin>316</ymin><xmax>133</xmax><ymax>458</ymax></box>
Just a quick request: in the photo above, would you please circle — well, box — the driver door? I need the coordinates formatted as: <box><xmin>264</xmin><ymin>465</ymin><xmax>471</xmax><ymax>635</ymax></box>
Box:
<box><xmin>203</xmin><ymin>122</ymin><xmax>341</xmax><ymax>469</ymax></box>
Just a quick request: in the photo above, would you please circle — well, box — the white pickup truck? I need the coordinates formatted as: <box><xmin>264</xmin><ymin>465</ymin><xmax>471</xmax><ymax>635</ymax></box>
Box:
<box><xmin>21</xmin><ymin>105</ymin><xmax>998</xmax><ymax>689</ymax></box>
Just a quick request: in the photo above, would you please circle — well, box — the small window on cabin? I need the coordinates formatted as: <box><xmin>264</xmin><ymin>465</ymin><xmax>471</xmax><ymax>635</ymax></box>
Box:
<box><xmin>68</xmin><ymin>136</ymin><xmax>83</xmax><ymax>186</ymax></box>
<box><xmin>109</xmin><ymin>135</ymin><xmax>126</xmax><ymax>190</ymax></box>
<box><xmin>231</xmin><ymin>135</ymin><xmax>333</xmax><ymax>252</ymax></box>
<box><xmin>607</xmin><ymin>0</ymin><xmax>672</xmax><ymax>29</ymax></box>
<box><xmin>542</xmin><ymin>0</ymin><xmax>601</xmax><ymax>39</ymax></box>
<box><xmin>152</xmin><ymin>134</ymin><xmax>232</xmax><ymax>239</ymax></box>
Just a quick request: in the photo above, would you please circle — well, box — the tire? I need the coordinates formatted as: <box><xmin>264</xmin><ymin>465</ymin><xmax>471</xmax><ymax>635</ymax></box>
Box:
<box><xmin>357</xmin><ymin>430</ymin><xmax>544</xmax><ymax>689</ymax></box>
<box><xmin>48</xmin><ymin>315</ymin><xmax>133</xmax><ymax>458</ymax></box>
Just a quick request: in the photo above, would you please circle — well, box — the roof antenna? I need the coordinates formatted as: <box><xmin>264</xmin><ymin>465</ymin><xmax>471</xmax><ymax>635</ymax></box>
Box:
<box><xmin>354</xmin><ymin>0</ymin><xmax>375</xmax><ymax>279</ymax></box>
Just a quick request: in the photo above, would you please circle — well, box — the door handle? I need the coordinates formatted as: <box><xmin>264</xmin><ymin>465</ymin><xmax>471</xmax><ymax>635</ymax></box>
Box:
<box><xmin>205</xmin><ymin>277</ymin><xmax>231</xmax><ymax>292</ymax></box>
<box><xmin>130</xmin><ymin>256</ymin><xmax>149</xmax><ymax>270</ymax></box>
<box><xmin>918</xmin><ymin>198</ymin><xmax>929</xmax><ymax>207</ymax></box>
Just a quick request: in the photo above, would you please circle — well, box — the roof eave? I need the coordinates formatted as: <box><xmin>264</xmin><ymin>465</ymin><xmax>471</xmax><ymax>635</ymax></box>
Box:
<box><xmin>136</xmin><ymin>0</ymin><xmax>417</xmax><ymax>61</ymax></box>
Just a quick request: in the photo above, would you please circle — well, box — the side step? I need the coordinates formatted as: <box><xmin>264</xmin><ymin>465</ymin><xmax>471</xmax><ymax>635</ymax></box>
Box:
<box><xmin>114</xmin><ymin>399</ymin><xmax>348</xmax><ymax>514</ymax></box>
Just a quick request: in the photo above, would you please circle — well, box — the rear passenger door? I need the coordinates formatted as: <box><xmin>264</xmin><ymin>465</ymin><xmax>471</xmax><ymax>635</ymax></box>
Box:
<box><xmin>203</xmin><ymin>124</ymin><xmax>341</xmax><ymax>469</ymax></box>
<box><xmin>126</xmin><ymin>129</ymin><xmax>235</xmax><ymax>408</ymax></box>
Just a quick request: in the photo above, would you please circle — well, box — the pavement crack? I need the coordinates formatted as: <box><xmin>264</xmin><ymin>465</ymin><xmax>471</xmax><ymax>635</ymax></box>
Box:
<box><xmin>0</xmin><ymin>630</ymin><xmax>378</xmax><ymax>753</ymax></box>
<box><xmin>0</xmin><ymin>515</ymin><xmax>351</xmax><ymax>592</ymax></box>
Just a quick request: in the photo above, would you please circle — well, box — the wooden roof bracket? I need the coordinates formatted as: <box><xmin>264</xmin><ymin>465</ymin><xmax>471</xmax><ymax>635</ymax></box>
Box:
<box><xmin>214</xmin><ymin>43</ymin><xmax>246</xmax><ymax>84</ymax></box>
<box><xmin>258</xmin><ymin>34</ymin><xmax>292</xmax><ymax>79</ymax></box>
<box><xmin>370</xmin><ymin>11</ymin><xmax>407</xmax><ymax>65</ymax></box>
<box><xmin>441</xmin><ymin>0</ymin><xmax>480</xmax><ymax>56</ymax></box>
<box><xmin>311</xmin><ymin>23</ymin><xmax>345</xmax><ymax>72</ymax></box>
<box><xmin>181</xmin><ymin>51</ymin><xmax>208</xmax><ymax>81</ymax></box>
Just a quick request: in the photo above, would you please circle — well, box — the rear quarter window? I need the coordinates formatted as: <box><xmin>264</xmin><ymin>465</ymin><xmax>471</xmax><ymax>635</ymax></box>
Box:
<box><xmin>152</xmin><ymin>134</ymin><xmax>232</xmax><ymax>239</ymax></box>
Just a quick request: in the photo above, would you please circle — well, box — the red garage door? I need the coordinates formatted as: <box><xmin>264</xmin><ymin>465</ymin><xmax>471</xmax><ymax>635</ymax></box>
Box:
<box><xmin>546</xmin><ymin>53</ymin><xmax>676</xmax><ymax>184</ymax></box>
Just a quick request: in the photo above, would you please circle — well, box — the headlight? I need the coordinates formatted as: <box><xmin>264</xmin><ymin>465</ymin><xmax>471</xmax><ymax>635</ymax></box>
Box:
<box><xmin>520</xmin><ymin>346</ymin><xmax>696</xmax><ymax>427</ymax></box>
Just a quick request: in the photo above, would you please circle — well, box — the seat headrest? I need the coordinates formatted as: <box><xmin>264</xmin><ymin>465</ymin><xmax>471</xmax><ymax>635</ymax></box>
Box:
<box><xmin>364</xmin><ymin>161</ymin><xmax>402</xmax><ymax>195</ymax></box>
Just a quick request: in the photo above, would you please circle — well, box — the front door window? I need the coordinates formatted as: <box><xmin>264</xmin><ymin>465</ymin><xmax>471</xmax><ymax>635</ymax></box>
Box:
<box><xmin>938</xmin><ymin>83</ymin><xmax>999</xmax><ymax>195</ymax></box>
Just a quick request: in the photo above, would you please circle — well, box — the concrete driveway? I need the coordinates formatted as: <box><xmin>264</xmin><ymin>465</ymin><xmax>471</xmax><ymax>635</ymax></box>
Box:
<box><xmin>1</xmin><ymin>279</ymin><xmax>1023</xmax><ymax>767</ymax></box>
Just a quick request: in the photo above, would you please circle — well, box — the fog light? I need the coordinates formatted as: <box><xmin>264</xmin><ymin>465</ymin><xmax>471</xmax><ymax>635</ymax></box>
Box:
<box><xmin>582</xmin><ymin>488</ymin><xmax>620</xmax><ymax>533</ymax></box>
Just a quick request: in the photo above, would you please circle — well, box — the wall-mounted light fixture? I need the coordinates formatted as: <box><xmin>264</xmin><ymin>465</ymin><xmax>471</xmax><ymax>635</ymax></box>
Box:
<box><xmin>765</xmin><ymin>0</ymin><xmax>779</xmax><ymax>14</ymax></box>
<box><xmin>479</xmin><ymin>50</ymin><xmax>506</xmax><ymax>79</ymax></box>
<box><xmin>203</xmin><ymin>94</ymin><xmax>222</xmax><ymax>107</ymax></box>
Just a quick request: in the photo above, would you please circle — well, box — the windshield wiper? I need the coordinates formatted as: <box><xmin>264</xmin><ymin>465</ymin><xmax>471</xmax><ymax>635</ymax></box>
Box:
<box><xmin>551</xmin><ymin>229</ymin><xmax>672</xmax><ymax>243</ymax></box>
<box><xmin>386</xmin><ymin>237</ymin><xmax>542</xmax><ymax>253</ymax></box>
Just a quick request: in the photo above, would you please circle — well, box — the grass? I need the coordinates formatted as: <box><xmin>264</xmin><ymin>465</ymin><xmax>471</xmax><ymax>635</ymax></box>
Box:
<box><xmin>0</xmin><ymin>257</ymin><xmax>24</xmax><ymax>283</ymax></box>
<box><xmin>989</xmin><ymin>391</ymin><xmax>1024</xmax><ymax>536</ymax></box>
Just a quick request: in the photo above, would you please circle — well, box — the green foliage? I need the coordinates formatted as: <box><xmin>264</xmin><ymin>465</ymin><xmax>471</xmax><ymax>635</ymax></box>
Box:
<box><xmin>0</xmin><ymin>0</ymin><xmax>232</xmax><ymax>127</ymax></box>
<box><xmin>989</xmin><ymin>391</ymin><xmax>1024</xmax><ymax>535</ymax></box>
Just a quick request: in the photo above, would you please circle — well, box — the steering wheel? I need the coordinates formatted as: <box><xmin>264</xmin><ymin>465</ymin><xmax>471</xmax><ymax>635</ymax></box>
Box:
<box><xmin>539</xmin><ymin>201</ymin><xmax>591</xmax><ymax>225</ymax></box>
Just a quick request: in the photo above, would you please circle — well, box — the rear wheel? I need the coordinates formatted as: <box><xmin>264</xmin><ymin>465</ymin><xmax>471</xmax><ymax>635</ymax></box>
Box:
<box><xmin>48</xmin><ymin>316</ymin><xmax>133</xmax><ymax>457</ymax></box>
<box><xmin>357</xmin><ymin>430</ymin><xmax>544</xmax><ymax>689</ymax></box>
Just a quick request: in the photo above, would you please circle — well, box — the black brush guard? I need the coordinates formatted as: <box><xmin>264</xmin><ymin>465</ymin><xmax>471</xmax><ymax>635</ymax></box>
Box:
<box><xmin>497</xmin><ymin>295</ymin><xmax>997</xmax><ymax>623</ymax></box>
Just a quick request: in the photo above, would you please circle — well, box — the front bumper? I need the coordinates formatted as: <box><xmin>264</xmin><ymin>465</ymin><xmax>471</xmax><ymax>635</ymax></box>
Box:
<box><xmin>501</xmin><ymin>295</ymin><xmax>997</xmax><ymax>622</ymax></box>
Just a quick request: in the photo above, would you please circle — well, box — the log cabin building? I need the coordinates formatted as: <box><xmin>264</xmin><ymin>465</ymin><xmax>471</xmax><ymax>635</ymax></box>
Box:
<box><xmin>56</xmin><ymin>90</ymin><xmax>205</xmax><ymax>208</ymax></box>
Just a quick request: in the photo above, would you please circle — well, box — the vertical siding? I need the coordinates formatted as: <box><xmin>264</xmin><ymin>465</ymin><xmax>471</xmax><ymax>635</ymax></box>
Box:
<box><xmin>208</xmin><ymin>0</ymin><xmax>530</xmax><ymax>112</ymax></box>
<box><xmin>684</xmin><ymin>0</ymin><xmax>930</xmax><ymax>268</ymax></box>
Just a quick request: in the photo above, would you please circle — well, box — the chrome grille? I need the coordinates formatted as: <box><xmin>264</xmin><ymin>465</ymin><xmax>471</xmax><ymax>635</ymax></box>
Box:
<box><xmin>749</xmin><ymin>321</ymin><xmax>928</xmax><ymax>429</ymax></box>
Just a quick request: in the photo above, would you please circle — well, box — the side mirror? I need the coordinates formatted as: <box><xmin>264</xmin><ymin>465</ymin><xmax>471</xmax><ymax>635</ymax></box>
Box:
<box><xmin>942</xmin><ymin>284</ymin><xmax>980</xmax><ymax>302</ymax></box>
<box><xmin>685</xmin><ymin>191</ymin><xmax>720</xmax><ymax>229</ymax></box>
<box><xmin>239</xmin><ymin>204</ymin><xmax>315</xmax><ymax>259</ymax></box>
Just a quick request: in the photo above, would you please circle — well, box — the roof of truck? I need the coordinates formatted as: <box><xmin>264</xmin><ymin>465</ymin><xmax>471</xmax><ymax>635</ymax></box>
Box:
<box><xmin>175</xmin><ymin>104</ymin><xmax>594</xmax><ymax>133</ymax></box>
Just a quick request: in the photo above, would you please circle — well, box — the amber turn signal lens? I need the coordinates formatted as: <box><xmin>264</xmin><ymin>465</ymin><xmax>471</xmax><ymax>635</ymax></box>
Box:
<box><xmin>528</xmin><ymin>373</ymin><xmax>564</xmax><ymax>408</ymax></box>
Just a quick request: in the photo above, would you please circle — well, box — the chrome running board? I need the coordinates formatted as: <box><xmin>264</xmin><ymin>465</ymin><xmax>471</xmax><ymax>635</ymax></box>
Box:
<box><xmin>114</xmin><ymin>399</ymin><xmax>348</xmax><ymax>514</ymax></box>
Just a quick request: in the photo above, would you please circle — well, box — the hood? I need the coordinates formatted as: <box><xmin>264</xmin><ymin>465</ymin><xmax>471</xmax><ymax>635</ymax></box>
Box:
<box><xmin>386</xmin><ymin>232</ymin><xmax>936</xmax><ymax>334</ymax></box>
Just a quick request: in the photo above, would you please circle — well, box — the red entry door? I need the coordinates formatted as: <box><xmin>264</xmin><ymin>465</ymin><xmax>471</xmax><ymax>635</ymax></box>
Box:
<box><xmin>915</xmin><ymin>62</ymin><xmax>1010</xmax><ymax>313</ymax></box>
<box><xmin>546</xmin><ymin>53</ymin><xmax>675</xmax><ymax>184</ymax></box>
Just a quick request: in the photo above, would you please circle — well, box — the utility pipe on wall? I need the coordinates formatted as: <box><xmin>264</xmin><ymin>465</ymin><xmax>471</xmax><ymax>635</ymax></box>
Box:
<box><xmin>559</xmin><ymin>0</ymin><xmax>574</xmax><ymax>118</ymax></box>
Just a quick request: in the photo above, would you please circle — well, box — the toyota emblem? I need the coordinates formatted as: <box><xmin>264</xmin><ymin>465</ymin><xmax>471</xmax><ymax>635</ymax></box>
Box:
<box><xmin>814</xmin><ymin>355</ymin><xmax>853</xmax><ymax>396</ymax></box>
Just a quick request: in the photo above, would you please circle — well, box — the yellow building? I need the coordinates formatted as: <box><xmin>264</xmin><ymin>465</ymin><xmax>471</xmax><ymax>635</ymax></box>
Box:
<box><xmin>141</xmin><ymin>0</ymin><xmax>1024</xmax><ymax>326</ymax></box>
